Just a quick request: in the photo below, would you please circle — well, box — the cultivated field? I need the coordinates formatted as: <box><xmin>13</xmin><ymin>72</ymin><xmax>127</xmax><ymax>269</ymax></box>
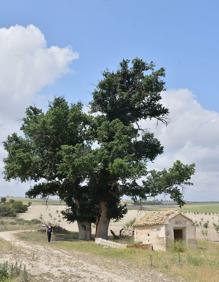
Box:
<box><xmin>17</xmin><ymin>201</ymin><xmax>219</xmax><ymax>241</ymax></box>
<box><xmin>182</xmin><ymin>203</ymin><xmax>219</xmax><ymax>213</ymax></box>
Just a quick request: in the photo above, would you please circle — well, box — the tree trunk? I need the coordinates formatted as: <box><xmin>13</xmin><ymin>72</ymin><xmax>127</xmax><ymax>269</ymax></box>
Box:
<box><xmin>77</xmin><ymin>221</ymin><xmax>91</xmax><ymax>240</ymax></box>
<box><xmin>95</xmin><ymin>201</ymin><xmax>110</xmax><ymax>239</ymax></box>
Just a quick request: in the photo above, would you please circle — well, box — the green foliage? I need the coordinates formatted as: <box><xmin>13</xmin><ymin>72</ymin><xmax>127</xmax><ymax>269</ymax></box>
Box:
<box><xmin>3</xmin><ymin>58</ymin><xmax>196</xmax><ymax>238</ymax></box>
<box><xmin>0</xmin><ymin>205</ymin><xmax>16</xmax><ymax>217</ymax></box>
<box><xmin>0</xmin><ymin>198</ymin><xmax>6</xmax><ymax>203</ymax></box>
<box><xmin>182</xmin><ymin>203</ymin><xmax>219</xmax><ymax>213</ymax></box>
<box><xmin>0</xmin><ymin>199</ymin><xmax>28</xmax><ymax>217</ymax></box>
<box><xmin>4</xmin><ymin>98</ymin><xmax>95</xmax><ymax>225</ymax></box>
<box><xmin>142</xmin><ymin>161</ymin><xmax>195</xmax><ymax>206</ymax></box>
<box><xmin>0</xmin><ymin>261</ymin><xmax>29</xmax><ymax>282</ymax></box>
<box><xmin>88</xmin><ymin>59</ymin><xmax>195</xmax><ymax>215</ymax></box>
<box><xmin>91</xmin><ymin>58</ymin><xmax>168</xmax><ymax>124</ymax></box>
<box><xmin>171</xmin><ymin>240</ymin><xmax>186</xmax><ymax>253</ymax></box>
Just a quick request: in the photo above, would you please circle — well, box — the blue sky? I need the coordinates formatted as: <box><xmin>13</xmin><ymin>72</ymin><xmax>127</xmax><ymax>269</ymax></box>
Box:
<box><xmin>1</xmin><ymin>0</ymin><xmax>218</xmax><ymax>110</ymax></box>
<box><xmin>0</xmin><ymin>0</ymin><xmax>219</xmax><ymax>200</ymax></box>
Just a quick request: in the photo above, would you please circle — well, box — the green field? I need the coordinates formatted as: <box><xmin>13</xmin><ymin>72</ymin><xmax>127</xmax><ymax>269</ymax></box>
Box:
<box><xmin>181</xmin><ymin>203</ymin><xmax>219</xmax><ymax>213</ymax></box>
<box><xmin>3</xmin><ymin>197</ymin><xmax>219</xmax><ymax>213</ymax></box>
<box><xmin>127</xmin><ymin>202</ymin><xmax>219</xmax><ymax>214</ymax></box>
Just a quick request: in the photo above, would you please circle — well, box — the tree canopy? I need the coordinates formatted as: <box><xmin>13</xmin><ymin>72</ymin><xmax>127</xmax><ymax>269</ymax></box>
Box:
<box><xmin>3</xmin><ymin>58</ymin><xmax>195</xmax><ymax>239</ymax></box>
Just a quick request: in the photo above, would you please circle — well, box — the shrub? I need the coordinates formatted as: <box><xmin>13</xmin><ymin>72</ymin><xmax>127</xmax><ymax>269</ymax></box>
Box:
<box><xmin>0</xmin><ymin>199</ymin><xmax>28</xmax><ymax>217</ymax></box>
<box><xmin>0</xmin><ymin>261</ymin><xmax>29</xmax><ymax>281</ymax></box>
<box><xmin>0</xmin><ymin>205</ymin><xmax>16</xmax><ymax>217</ymax></box>
<box><xmin>0</xmin><ymin>262</ymin><xmax>9</xmax><ymax>280</ymax></box>
<box><xmin>30</xmin><ymin>219</ymin><xmax>41</xmax><ymax>224</ymax></box>
<box><xmin>171</xmin><ymin>240</ymin><xmax>186</xmax><ymax>253</ymax></box>
<box><xmin>12</xmin><ymin>201</ymin><xmax>28</xmax><ymax>213</ymax></box>
<box><xmin>53</xmin><ymin>225</ymin><xmax>69</xmax><ymax>233</ymax></box>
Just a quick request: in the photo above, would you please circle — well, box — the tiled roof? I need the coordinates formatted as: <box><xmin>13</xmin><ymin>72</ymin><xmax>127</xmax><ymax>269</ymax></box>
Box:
<box><xmin>133</xmin><ymin>210</ymin><xmax>179</xmax><ymax>227</ymax></box>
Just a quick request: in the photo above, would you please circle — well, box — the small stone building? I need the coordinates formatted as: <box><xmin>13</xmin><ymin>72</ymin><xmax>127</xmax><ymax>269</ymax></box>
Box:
<box><xmin>133</xmin><ymin>210</ymin><xmax>196</xmax><ymax>251</ymax></box>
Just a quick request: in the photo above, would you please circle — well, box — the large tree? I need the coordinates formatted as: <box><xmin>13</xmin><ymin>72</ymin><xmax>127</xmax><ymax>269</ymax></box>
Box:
<box><xmin>59</xmin><ymin>58</ymin><xmax>195</xmax><ymax>239</ymax></box>
<box><xmin>4</xmin><ymin>58</ymin><xmax>195</xmax><ymax>240</ymax></box>
<box><xmin>3</xmin><ymin>98</ymin><xmax>96</xmax><ymax>239</ymax></box>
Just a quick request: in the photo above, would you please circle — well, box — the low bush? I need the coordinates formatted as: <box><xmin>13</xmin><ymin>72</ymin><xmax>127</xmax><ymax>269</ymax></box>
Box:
<box><xmin>0</xmin><ymin>198</ymin><xmax>6</xmax><ymax>203</ymax></box>
<box><xmin>0</xmin><ymin>205</ymin><xmax>16</xmax><ymax>217</ymax></box>
<box><xmin>171</xmin><ymin>240</ymin><xmax>186</xmax><ymax>253</ymax></box>
<box><xmin>29</xmin><ymin>218</ymin><xmax>41</xmax><ymax>225</ymax></box>
<box><xmin>11</xmin><ymin>201</ymin><xmax>28</xmax><ymax>213</ymax></box>
<box><xmin>0</xmin><ymin>199</ymin><xmax>28</xmax><ymax>217</ymax></box>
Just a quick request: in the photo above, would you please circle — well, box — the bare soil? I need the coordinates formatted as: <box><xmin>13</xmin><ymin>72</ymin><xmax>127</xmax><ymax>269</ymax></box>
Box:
<box><xmin>18</xmin><ymin>205</ymin><xmax>219</xmax><ymax>241</ymax></box>
<box><xmin>0</xmin><ymin>230</ymin><xmax>177</xmax><ymax>282</ymax></box>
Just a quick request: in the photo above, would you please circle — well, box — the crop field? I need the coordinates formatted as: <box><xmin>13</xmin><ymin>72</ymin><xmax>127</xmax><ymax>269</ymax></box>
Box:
<box><xmin>127</xmin><ymin>202</ymin><xmax>219</xmax><ymax>213</ymax></box>
<box><xmin>5</xmin><ymin>197</ymin><xmax>219</xmax><ymax>213</ymax></box>
<box><xmin>181</xmin><ymin>203</ymin><xmax>219</xmax><ymax>213</ymax></box>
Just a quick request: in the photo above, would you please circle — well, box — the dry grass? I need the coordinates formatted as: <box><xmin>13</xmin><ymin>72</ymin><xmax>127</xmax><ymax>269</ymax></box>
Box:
<box><xmin>0</xmin><ymin>238</ymin><xmax>26</xmax><ymax>261</ymax></box>
<box><xmin>7</xmin><ymin>197</ymin><xmax>65</xmax><ymax>206</ymax></box>
<box><xmin>0</xmin><ymin>238</ymin><xmax>12</xmax><ymax>253</ymax></box>
<box><xmin>16</xmin><ymin>231</ymin><xmax>219</xmax><ymax>282</ymax></box>
<box><xmin>55</xmin><ymin>240</ymin><xmax>219</xmax><ymax>282</ymax></box>
<box><xmin>0</xmin><ymin>239</ymin><xmax>30</xmax><ymax>281</ymax></box>
<box><xmin>0</xmin><ymin>217</ymin><xmax>40</xmax><ymax>232</ymax></box>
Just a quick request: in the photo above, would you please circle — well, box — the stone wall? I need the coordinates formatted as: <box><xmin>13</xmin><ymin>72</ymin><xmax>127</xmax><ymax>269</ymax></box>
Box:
<box><xmin>166</xmin><ymin>214</ymin><xmax>196</xmax><ymax>248</ymax></box>
<box><xmin>134</xmin><ymin>214</ymin><xmax>197</xmax><ymax>251</ymax></box>
<box><xmin>134</xmin><ymin>224</ymin><xmax>166</xmax><ymax>251</ymax></box>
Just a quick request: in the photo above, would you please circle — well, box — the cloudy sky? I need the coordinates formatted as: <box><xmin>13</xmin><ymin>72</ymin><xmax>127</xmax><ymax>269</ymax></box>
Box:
<box><xmin>0</xmin><ymin>0</ymin><xmax>219</xmax><ymax>201</ymax></box>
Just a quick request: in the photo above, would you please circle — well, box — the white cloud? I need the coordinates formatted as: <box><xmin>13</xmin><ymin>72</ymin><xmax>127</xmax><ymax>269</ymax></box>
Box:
<box><xmin>0</xmin><ymin>24</ymin><xmax>78</xmax><ymax>121</ymax></box>
<box><xmin>0</xmin><ymin>25</ymin><xmax>78</xmax><ymax>196</ymax></box>
<box><xmin>142</xmin><ymin>89</ymin><xmax>219</xmax><ymax>201</ymax></box>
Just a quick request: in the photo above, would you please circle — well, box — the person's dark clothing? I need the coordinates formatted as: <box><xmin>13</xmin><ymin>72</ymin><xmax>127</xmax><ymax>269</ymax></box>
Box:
<box><xmin>47</xmin><ymin>226</ymin><xmax>53</xmax><ymax>242</ymax></box>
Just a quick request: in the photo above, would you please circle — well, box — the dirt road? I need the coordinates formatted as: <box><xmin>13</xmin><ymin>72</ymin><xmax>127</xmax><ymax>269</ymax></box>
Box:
<box><xmin>0</xmin><ymin>230</ymin><xmax>178</xmax><ymax>282</ymax></box>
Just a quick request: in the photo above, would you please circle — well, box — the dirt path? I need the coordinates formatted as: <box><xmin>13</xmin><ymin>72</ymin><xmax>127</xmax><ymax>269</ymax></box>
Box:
<box><xmin>0</xmin><ymin>230</ymin><xmax>178</xmax><ymax>282</ymax></box>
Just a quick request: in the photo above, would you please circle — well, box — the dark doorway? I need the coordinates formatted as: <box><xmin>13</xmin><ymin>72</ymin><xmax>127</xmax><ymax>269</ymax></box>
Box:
<box><xmin>174</xmin><ymin>229</ymin><xmax>184</xmax><ymax>241</ymax></box>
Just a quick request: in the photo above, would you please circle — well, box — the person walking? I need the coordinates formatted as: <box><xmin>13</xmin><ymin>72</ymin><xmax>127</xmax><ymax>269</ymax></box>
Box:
<box><xmin>46</xmin><ymin>224</ymin><xmax>53</xmax><ymax>243</ymax></box>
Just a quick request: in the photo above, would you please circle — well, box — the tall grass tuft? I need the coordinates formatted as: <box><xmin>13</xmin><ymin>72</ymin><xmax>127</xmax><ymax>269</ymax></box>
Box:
<box><xmin>0</xmin><ymin>261</ymin><xmax>29</xmax><ymax>282</ymax></box>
